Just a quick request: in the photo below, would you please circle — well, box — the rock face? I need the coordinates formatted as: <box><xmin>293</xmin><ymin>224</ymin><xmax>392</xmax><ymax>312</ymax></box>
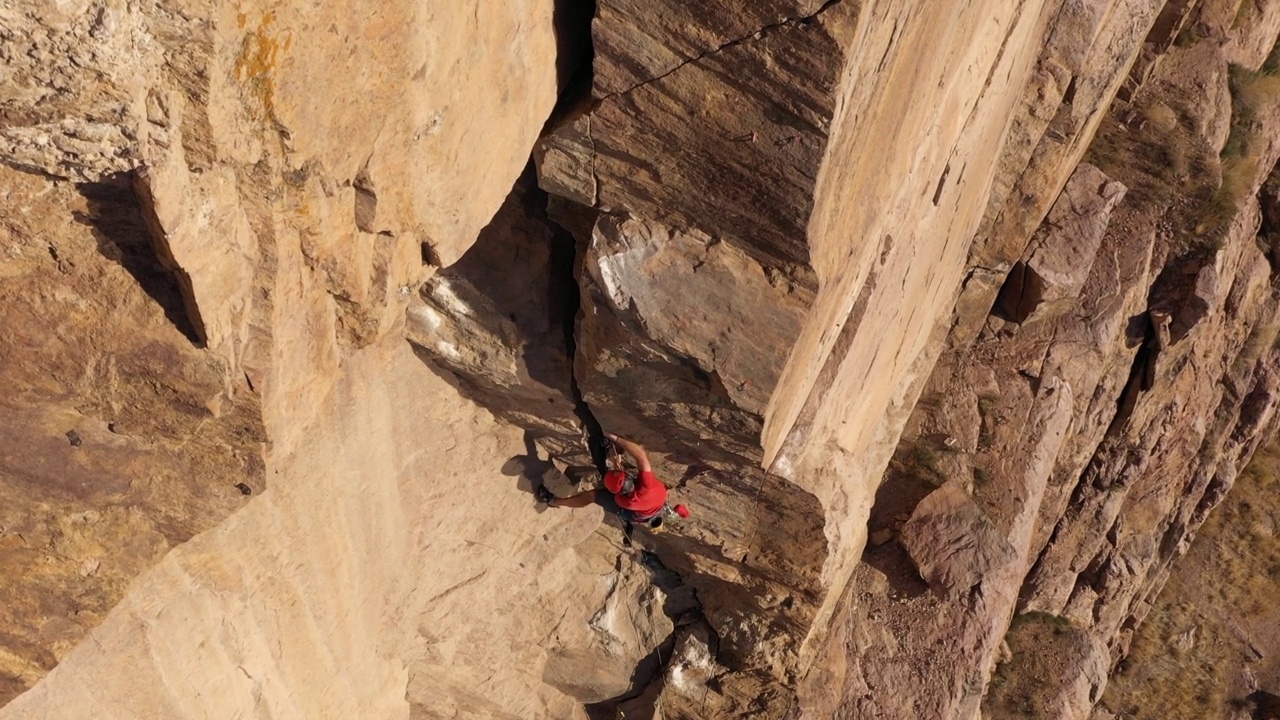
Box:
<box><xmin>2</xmin><ymin>0</ymin><xmax>565</xmax><ymax>710</ymax></box>
<box><xmin>6</xmin><ymin>0</ymin><xmax>1280</xmax><ymax>718</ymax></box>
<box><xmin>0</xmin><ymin>166</ymin><xmax>265</xmax><ymax>705</ymax></box>
<box><xmin>799</xmin><ymin>3</ymin><xmax>1280</xmax><ymax>717</ymax></box>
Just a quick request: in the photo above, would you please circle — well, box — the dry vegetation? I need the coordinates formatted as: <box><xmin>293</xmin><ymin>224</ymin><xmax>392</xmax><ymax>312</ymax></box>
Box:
<box><xmin>1204</xmin><ymin>48</ymin><xmax>1280</xmax><ymax>241</ymax></box>
<box><xmin>1099</xmin><ymin>442</ymin><xmax>1280</xmax><ymax>719</ymax></box>
<box><xmin>1084</xmin><ymin>39</ymin><xmax>1280</xmax><ymax>262</ymax></box>
<box><xmin>986</xmin><ymin>612</ymin><xmax>1092</xmax><ymax>719</ymax></box>
<box><xmin>1234</xmin><ymin>317</ymin><xmax>1280</xmax><ymax>376</ymax></box>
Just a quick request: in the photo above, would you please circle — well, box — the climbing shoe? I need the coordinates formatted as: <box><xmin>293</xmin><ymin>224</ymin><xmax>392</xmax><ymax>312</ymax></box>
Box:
<box><xmin>534</xmin><ymin>485</ymin><xmax>555</xmax><ymax>505</ymax></box>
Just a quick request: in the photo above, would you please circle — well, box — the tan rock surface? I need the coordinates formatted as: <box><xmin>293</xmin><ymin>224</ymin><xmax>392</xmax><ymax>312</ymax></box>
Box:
<box><xmin>0</xmin><ymin>165</ymin><xmax>265</xmax><ymax>705</ymax></box>
<box><xmin>10</xmin><ymin>0</ymin><xmax>1280</xmax><ymax>717</ymax></box>
<box><xmin>0</xmin><ymin>341</ymin><xmax>641</xmax><ymax>720</ymax></box>
<box><xmin>2</xmin><ymin>0</ymin><xmax>564</xmax><ymax>706</ymax></box>
<box><xmin>226</xmin><ymin>0</ymin><xmax>560</xmax><ymax>268</ymax></box>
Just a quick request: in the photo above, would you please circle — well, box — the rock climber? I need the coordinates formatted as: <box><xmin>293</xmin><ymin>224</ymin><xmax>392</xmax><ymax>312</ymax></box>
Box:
<box><xmin>537</xmin><ymin>433</ymin><xmax>690</xmax><ymax>528</ymax></box>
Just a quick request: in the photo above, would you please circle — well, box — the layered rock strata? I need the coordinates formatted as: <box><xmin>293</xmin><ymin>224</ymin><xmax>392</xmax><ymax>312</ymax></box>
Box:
<box><xmin>800</xmin><ymin>3</ymin><xmax>1280</xmax><ymax>717</ymax></box>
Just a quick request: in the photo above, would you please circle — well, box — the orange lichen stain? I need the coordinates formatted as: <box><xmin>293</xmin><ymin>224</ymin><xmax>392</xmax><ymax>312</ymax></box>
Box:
<box><xmin>233</xmin><ymin>11</ymin><xmax>281</xmax><ymax>119</ymax></box>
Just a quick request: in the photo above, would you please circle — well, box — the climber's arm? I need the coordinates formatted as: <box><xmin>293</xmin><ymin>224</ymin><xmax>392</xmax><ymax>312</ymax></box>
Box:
<box><xmin>606</xmin><ymin>433</ymin><xmax>651</xmax><ymax>473</ymax></box>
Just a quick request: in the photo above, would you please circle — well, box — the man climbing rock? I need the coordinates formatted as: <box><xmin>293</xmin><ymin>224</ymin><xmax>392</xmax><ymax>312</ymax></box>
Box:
<box><xmin>537</xmin><ymin>433</ymin><xmax>689</xmax><ymax>528</ymax></box>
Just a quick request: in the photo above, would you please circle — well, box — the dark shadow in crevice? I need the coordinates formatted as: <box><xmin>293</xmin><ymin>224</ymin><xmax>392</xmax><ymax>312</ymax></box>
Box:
<box><xmin>1247</xmin><ymin>690</ymin><xmax>1280</xmax><ymax>720</ymax></box>
<box><xmin>411</xmin><ymin>162</ymin><xmax>606</xmax><ymax>470</ymax></box>
<box><xmin>73</xmin><ymin>173</ymin><xmax>204</xmax><ymax>346</ymax></box>
<box><xmin>581</xmin><ymin>637</ymin><xmax>675</xmax><ymax>720</ymax></box>
<box><xmin>538</xmin><ymin>179</ymin><xmax>609</xmax><ymax>475</ymax></box>
<box><xmin>1105</xmin><ymin>313</ymin><xmax>1156</xmax><ymax>438</ymax></box>
<box><xmin>859</xmin><ymin>447</ymin><xmax>937</xmax><ymax>598</ymax></box>
<box><xmin>990</xmin><ymin>261</ymin><xmax>1045</xmax><ymax>324</ymax></box>
<box><xmin>544</xmin><ymin>0</ymin><xmax>597</xmax><ymax>135</ymax></box>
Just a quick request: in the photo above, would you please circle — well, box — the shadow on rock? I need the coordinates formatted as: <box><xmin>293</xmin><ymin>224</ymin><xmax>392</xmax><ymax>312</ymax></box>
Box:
<box><xmin>504</xmin><ymin>431</ymin><xmax>580</xmax><ymax>512</ymax></box>
<box><xmin>73</xmin><ymin>172</ymin><xmax>203</xmax><ymax>345</ymax></box>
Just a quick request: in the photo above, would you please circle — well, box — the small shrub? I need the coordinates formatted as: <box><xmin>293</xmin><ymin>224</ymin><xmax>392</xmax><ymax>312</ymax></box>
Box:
<box><xmin>974</xmin><ymin>466</ymin><xmax>993</xmax><ymax>487</ymax></box>
<box><xmin>912</xmin><ymin>443</ymin><xmax>944</xmax><ymax>483</ymax></box>
<box><xmin>977</xmin><ymin>396</ymin><xmax>998</xmax><ymax>450</ymax></box>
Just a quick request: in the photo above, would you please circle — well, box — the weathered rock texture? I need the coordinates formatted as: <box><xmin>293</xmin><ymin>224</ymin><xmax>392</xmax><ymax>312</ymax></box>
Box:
<box><xmin>2</xmin><ymin>0</ymin><xmax>568</xmax><ymax>710</ymax></box>
<box><xmin>0</xmin><ymin>165</ymin><xmax>265</xmax><ymax>705</ymax></box>
<box><xmin>799</xmin><ymin>2</ymin><xmax>1280</xmax><ymax>717</ymax></box>
<box><xmin>7</xmin><ymin>0</ymin><xmax>1280</xmax><ymax>717</ymax></box>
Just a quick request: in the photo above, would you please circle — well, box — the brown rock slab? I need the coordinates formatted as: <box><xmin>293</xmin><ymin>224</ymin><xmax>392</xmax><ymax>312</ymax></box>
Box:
<box><xmin>564</xmin><ymin>0</ymin><xmax>861</xmax><ymax>286</ymax></box>
<box><xmin>900</xmin><ymin>482</ymin><xmax>1018</xmax><ymax>598</ymax></box>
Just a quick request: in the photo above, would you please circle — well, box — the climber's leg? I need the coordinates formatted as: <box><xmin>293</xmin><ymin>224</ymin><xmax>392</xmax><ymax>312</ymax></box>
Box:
<box><xmin>544</xmin><ymin>489</ymin><xmax>599</xmax><ymax>508</ymax></box>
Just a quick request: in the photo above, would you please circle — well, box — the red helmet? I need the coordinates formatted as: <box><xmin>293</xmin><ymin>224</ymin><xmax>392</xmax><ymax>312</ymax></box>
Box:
<box><xmin>674</xmin><ymin>504</ymin><xmax>690</xmax><ymax>518</ymax></box>
<box><xmin>604</xmin><ymin>469</ymin><xmax>635</xmax><ymax>495</ymax></box>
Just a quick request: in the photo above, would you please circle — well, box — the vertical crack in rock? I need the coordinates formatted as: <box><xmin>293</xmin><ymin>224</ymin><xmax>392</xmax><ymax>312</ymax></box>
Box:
<box><xmin>543</xmin><ymin>0</ymin><xmax>597</xmax><ymax>134</ymax></box>
<box><xmin>546</xmin><ymin>188</ymin><xmax>608</xmax><ymax>472</ymax></box>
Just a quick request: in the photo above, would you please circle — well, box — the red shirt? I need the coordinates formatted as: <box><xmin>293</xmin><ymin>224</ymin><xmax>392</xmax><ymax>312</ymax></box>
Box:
<box><xmin>605</xmin><ymin>470</ymin><xmax>667</xmax><ymax>516</ymax></box>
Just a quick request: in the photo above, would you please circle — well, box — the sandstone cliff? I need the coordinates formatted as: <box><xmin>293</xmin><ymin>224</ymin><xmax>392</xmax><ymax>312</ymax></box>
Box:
<box><xmin>3</xmin><ymin>0</ymin><xmax>1280</xmax><ymax>718</ymax></box>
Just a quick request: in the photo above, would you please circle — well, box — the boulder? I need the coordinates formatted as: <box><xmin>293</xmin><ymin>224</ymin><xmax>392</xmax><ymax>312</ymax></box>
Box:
<box><xmin>552</xmin><ymin>0</ymin><xmax>862</xmax><ymax>288</ymax></box>
<box><xmin>993</xmin><ymin>164</ymin><xmax>1127</xmax><ymax>324</ymax></box>
<box><xmin>900</xmin><ymin>481</ymin><xmax>1018</xmax><ymax>597</ymax></box>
